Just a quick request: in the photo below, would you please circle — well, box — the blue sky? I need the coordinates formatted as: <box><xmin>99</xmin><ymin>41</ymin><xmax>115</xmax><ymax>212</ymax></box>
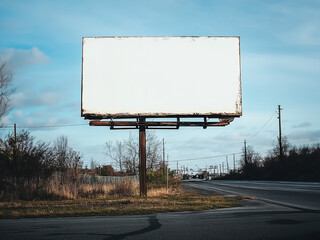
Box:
<box><xmin>0</xmin><ymin>0</ymin><xmax>319</xmax><ymax>170</ymax></box>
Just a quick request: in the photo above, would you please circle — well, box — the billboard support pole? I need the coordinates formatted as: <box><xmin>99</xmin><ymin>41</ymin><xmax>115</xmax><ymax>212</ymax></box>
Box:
<box><xmin>88</xmin><ymin>117</ymin><xmax>235</xmax><ymax>198</ymax></box>
<box><xmin>139</xmin><ymin>118</ymin><xmax>147</xmax><ymax>197</ymax></box>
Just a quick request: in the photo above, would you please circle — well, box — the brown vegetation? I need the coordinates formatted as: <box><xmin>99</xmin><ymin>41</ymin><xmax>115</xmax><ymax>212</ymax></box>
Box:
<box><xmin>0</xmin><ymin>189</ymin><xmax>244</xmax><ymax>219</ymax></box>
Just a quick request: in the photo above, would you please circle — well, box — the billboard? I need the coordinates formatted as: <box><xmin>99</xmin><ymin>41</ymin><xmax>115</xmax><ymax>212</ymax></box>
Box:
<box><xmin>82</xmin><ymin>36</ymin><xmax>241</xmax><ymax>119</ymax></box>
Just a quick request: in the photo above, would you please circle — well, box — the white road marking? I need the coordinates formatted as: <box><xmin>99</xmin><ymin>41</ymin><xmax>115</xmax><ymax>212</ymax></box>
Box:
<box><xmin>198</xmin><ymin>181</ymin><xmax>320</xmax><ymax>193</ymax></box>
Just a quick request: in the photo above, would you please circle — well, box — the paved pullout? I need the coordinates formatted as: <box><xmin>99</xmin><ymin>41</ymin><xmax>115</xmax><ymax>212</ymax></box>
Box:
<box><xmin>1</xmin><ymin>180</ymin><xmax>320</xmax><ymax>240</ymax></box>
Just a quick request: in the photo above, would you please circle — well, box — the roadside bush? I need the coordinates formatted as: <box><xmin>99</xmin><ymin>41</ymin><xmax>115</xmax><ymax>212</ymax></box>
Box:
<box><xmin>109</xmin><ymin>179</ymin><xmax>137</xmax><ymax>197</ymax></box>
<box><xmin>0</xmin><ymin>130</ymin><xmax>56</xmax><ymax>200</ymax></box>
<box><xmin>147</xmin><ymin>168</ymin><xmax>177</xmax><ymax>188</ymax></box>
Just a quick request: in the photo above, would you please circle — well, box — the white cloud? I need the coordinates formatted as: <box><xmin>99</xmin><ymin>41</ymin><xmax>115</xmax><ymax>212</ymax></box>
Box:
<box><xmin>39</xmin><ymin>92</ymin><xmax>61</xmax><ymax>105</ymax></box>
<box><xmin>11</xmin><ymin>91</ymin><xmax>61</xmax><ymax>108</ymax></box>
<box><xmin>288</xmin><ymin>130</ymin><xmax>320</xmax><ymax>144</ymax></box>
<box><xmin>267</xmin><ymin>2</ymin><xmax>320</xmax><ymax>46</ymax></box>
<box><xmin>292</xmin><ymin>122</ymin><xmax>312</xmax><ymax>128</ymax></box>
<box><xmin>244</xmin><ymin>52</ymin><xmax>320</xmax><ymax>75</ymax></box>
<box><xmin>10</xmin><ymin>93</ymin><xmax>25</xmax><ymax>107</ymax></box>
<box><xmin>14</xmin><ymin>110</ymin><xmax>25</xmax><ymax>119</ymax></box>
<box><xmin>25</xmin><ymin>117</ymin><xmax>35</xmax><ymax>125</ymax></box>
<box><xmin>0</xmin><ymin>47</ymin><xmax>49</xmax><ymax>69</ymax></box>
<box><xmin>275</xmin><ymin>23</ymin><xmax>320</xmax><ymax>47</ymax></box>
<box><xmin>46</xmin><ymin>118</ymin><xmax>59</xmax><ymax>126</ymax></box>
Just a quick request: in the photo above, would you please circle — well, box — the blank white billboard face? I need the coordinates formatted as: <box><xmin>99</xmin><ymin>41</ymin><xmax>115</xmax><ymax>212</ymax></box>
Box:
<box><xmin>82</xmin><ymin>36</ymin><xmax>241</xmax><ymax>119</ymax></box>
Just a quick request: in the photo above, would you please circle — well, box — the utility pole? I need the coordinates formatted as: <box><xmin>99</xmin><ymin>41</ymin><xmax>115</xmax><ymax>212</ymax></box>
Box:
<box><xmin>176</xmin><ymin>161</ymin><xmax>178</xmax><ymax>177</ymax></box>
<box><xmin>162</xmin><ymin>138</ymin><xmax>165</xmax><ymax>175</ymax></box>
<box><xmin>13</xmin><ymin>123</ymin><xmax>17</xmax><ymax>162</ymax></box>
<box><xmin>205</xmin><ymin>165</ymin><xmax>208</xmax><ymax>179</ymax></box>
<box><xmin>222</xmin><ymin>162</ymin><xmax>224</xmax><ymax>175</ymax></box>
<box><xmin>233</xmin><ymin>154</ymin><xmax>236</xmax><ymax>171</ymax></box>
<box><xmin>14</xmin><ymin>123</ymin><xmax>17</xmax><ymax>143</ymax></box>
<box><xmin>219</xmin><ymin>164</ymin><xmax>221</xmax><ymax>177</ymax></box>
<box><xmin>166</xmin><ymin>154</ymin><xmax>169</xmax><ymax>192</ymax></box>
<box><xmin>244</xmin><ymin>140</ymin><xmax>248</xmax><ymax>178</ymax></box>
<box><xmin>226</xmin><ymin>156</ymin><xmax>229</xmax><ymax>173</ymax></box>
<box><xmin>278</xmin><ymin>105</ymin><xmax>283</xmax><ymax>165</ymax></box>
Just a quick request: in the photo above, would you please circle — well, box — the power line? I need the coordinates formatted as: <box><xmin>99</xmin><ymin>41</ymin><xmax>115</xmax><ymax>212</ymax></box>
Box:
<box><xmin>247</xmin><ymin>111</ymin><xmax>277</xmax><ymax>140</ymax></box>
<box><xmin>169</xmin><ymin>152</ymin><xmax>242</xmax><ymax>162</ymax></box>
<box><xmin>1</xmin><ymin>114</ymin><xmax>278</xmax><ymax>165</ymax></box>
<box><xmin>1</xmin><ymin>123</ymin><xmax>88</xmax><ymax>129</ymax></box>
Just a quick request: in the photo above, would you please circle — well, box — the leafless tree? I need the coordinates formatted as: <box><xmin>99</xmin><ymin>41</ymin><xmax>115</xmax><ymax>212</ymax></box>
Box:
<box><xmin>240</xmin><ymin>145</ymin><xmax>263</xmax><ymax>178</ymax></box>
<box><xmin>90</xmin><ymin>158</ymin><xmax>98</xmax><ymax>170</ymax></box>
<box><xmin>105</xmin><ymin>131</ymin><xmax>162</xmax><ymax>174</ymax></box>
<box><xmin>272</xmin><ymin>136</ymin><xmax>290</xmax><ymax>158</ymax></box>
<box><xmin>146</xmin><ymin>131</ymin><xmax>162</xmax><ymax>171</ymax></box>
<box><xmin>123</xmin><ymin>133</ymin><xmax>139</xmax><ymax>174</ymax></box>
<box><xmin>68</xmin><ymin>147</ymin><xmax>82</xmax><ymax>198</ymax></box>
<box><xmin>0</xmin><ymin>58</ymin><xmax>15</xmax><ymax>125</ymax></box>
<box><xmin>105</xmin><ymin>140</ymin><xmax>125</xmax><ymax>172</ymax></box>
<box><xmin>69</xmin><ymin>148</ymin><xmax>82</xmax><ymax>179</ymax></box>
<box><xmin>53</xmin><ymin>135</ymin><xmax>82</xmax><ymax>195</ymax></box>
<box><xmin>54</xmin><ymin>136</ymin><xmax>69</xmax><ymax>185</ymax></box>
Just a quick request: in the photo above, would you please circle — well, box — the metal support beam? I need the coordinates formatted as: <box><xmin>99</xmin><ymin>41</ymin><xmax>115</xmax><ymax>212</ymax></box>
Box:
<box><xmin>89</xmin><ymin>119</ymin><xmax>230</xmax><ymax>129</ymax></box>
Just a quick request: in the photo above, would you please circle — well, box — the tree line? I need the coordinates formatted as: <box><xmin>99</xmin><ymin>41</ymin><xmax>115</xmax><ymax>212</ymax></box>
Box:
<box><xmin>224</xmin><ymin>138</ymin><xmax>320</xmax><ymax>181</ymax></box>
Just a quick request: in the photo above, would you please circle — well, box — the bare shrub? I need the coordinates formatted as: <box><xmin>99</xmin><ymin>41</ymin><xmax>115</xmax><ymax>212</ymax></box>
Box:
<box><xmin>45</xmin><ymin>175</ymin><xmax>115</xmax><ymax>199</ymax></box>
<box><xmin>77</xmin><ymin>184</ymin><xmax>113</xmax><ymax>199</ymax></box>
<box><xmin>105</xmin><ymin>131</ymin><xmax>162</xmax><ymax>174</ymax></box>
<box><xmin>109</xmin><ymin>179</ymin><xmax>138</xmax><ymax>197</ymax></box>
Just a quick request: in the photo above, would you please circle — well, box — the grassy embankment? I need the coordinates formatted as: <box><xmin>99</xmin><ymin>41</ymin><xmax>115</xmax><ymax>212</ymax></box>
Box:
<box><xmin>0</xmin><ymin>185</ymin><xmax>248</xmax><ymax>219</ymax></box>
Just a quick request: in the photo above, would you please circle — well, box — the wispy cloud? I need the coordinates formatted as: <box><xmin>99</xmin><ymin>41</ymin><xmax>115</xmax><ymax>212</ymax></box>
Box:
<box><xmin>282</xmin><ymin>24</ymin><xmax>320</xmax><ymax>47</ymax></box>
<box><xmin>292</xmin><ymin>122</ymin><xmax>312</xmax><ymax>128</ymax></box>
<box><xmin>267</xmin><ymin>2</ymin><xmax>320</xmax><ymax>46</ymax></box>
<box><xmin>0</xmin><ymin>47</ymin><xmax>49</xmax><ymax>69</ymax></box>
<box><xmin>10</xmin><ymin>91</ymin><xmax>61</xmax><ymax>108</ymax></box>
<box><xmin>244</xmin><ymin>52</ymin><xmax>320</xmax><ymax>75</ymax></box>
<box><xmin>288</xmin><ymin>130</ymin><xmax>320</xmax><ymax>144</ymax></box>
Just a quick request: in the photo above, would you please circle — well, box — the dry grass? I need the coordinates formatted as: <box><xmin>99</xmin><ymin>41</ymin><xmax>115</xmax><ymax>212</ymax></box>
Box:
<box><xmin>0</xmin><ymin>179</ymin><xmax>249</xmax><ymax>219</ymax></box>
<box><xmin>108</xmin><ymin>179</ymin><xmax>139</xmax><ymax>197</ymax></box>
<box><xmin>0</xmin><ymin>175</ymin><xmax>142</xmax><ymax>201</ymax></box>
<box><xmin>147</xmin><ymin>187</ymin><xmax>175</xmax><ymax>197</ymax></box>
<box><xmin>41</xmin><ymin>178</ymin><xmax>140</xmax><ymax>200</ymax></box>
<box><xmin>0</xmin><ymin>187</ymin><xmax>245</xmax><ymax>219</ymax></box>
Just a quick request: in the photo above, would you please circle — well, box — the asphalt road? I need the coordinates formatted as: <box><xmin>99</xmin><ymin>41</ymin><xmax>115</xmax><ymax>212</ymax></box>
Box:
<box><xmin>0</xmin><ymin>180</ymin><xmax>319</xmax><ymax>240</ymax></box>
<box><xmin>185</xmin><ymin>180</ymin><xmax>320</xmax><ymax>211</ymax></box>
